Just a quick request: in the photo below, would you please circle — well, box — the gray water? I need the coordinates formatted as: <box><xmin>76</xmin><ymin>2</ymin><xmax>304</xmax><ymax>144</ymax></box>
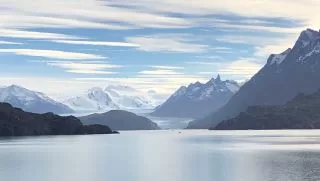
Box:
<box><xmin>147</xmin><ymin>116</ymin><xmax>193</xmax><ymax>129</ymax></box>
<box><xmin>1</xmin><ymin>130</ymin><xmax>320</xmax><ymax>181</ymax></box>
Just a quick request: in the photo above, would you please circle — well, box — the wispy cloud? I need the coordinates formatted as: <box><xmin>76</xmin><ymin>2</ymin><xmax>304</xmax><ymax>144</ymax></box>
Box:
<box><xmin>195</xmin><ymin>55</ymin><xmax>223</xmax><ymax>60</ymax></box>
<box><xmin>0</xmin><ymin>0</ymin><xmax>192</xmax><ymax>30</ymax></box>
<box><xmin>216</xmin><ymin>35</ymin><xmax>276</xmax><ymax>45</ymax></box>
<box><xmin>253</xmin><ymin>35</ymin><xmax>298</xmax><ymax>57</ymax></box>
<box><xmin>0</xmin><ymin>41</ymin><xmax>23</xmax><ymax>45</ymax></box>
<box><xmin>0</xmin><ymin>29</ymin><xmax>82</xmax><ymax>40</ymax></box>
<box><xmin>53</xmin><ymin>40</ymin><xmax>139</xmax><ymax>47</ymax></box>
<box><xmin>0</xmin><ymin>49</ymin><xmax>105</xmax><ymax>60</ymax></box>
<box><xmin>186</xmin><ymin>58</ymin><xmax>262</xmax><ymax>81</ymax></box>
<box><xmin>210</xmin><ymin>23</ymin><xmax>303</xmax><ymax>33</ymax></box>
<box><xmin>217</xmin><ymin>59</ymin><xmax>262</xmax><ymax>79</ymax></box>
<box><xmin>126</xmin><ymin>34</ymin><xmax>209</xmax><ymax>53</ymax></box>
<box><xmin>139</xmin><ymin>69</ymin><xmax>184</xmax><ymax>75</ymax></box>
<box><xmin>186</xmin><ymin>61</ymin><xmax>220</xmax><ymax>66</ymax></box>
<box><xmin>46</xmin><ymin>61</ymin><xmax>122</xmax><ymax>75</ymax></box>
<box><xmin>210</xmin><ymin>47</ymin><xmax>232</xmax><ymax>51</ymax></box>
<box><xmin>148</xmin><ymin>65</ymin><xmax>184</xmax><ymax>70</ymax></box>
<box><xmin>107</xmin><ymin>0</ymin><xmax>316</xmax><ymax>29</ymax></box>
<box><xmin>216</xmin><ymin>32</ymin><xmax>299</xmax><ymax>61</ymax></box>
<box><xmin>0</xmin><ymin>14</ymin><xmax>132</xmax><ymax>30</ymax></box>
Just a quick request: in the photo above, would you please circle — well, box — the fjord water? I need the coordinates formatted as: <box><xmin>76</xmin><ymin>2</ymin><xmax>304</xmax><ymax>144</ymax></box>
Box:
<box><xmin>1</xmin><ymin>130</ymin><xmax>320</xmax><ymax>181</ymax></box>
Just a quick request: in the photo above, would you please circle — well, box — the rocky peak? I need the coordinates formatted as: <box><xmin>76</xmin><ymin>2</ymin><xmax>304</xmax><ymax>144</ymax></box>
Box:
<box><xmin>295</xmin><ymin>28</ymin><xmax>320</xmax><ymax>50</ymax></box>
<box><xmin>299</xmin><ymin>29</ymin><xmax>319</xmax><ymax>43</ymax></box>
<box><xmin>173</xmin><ymin>86</ymin><xmax>187</xmax><ymax>97</ymax></box>
<box><xmin>216</xmin><ymin>74</ymin><xmax>221</xmax><ymax>82</ymax></box>
<box><xmin>267</xmin><ymin>48</ymin><xmax>292</xmax><ymax>65</ymax></box>
<box><xmin>151</xmin><ymin>75</ymin><xmax>240</xmax><ymax>119</ymax></box>
<box><xmin>207</xmin><ymin>74</ymin><xmax>223</xmax><ymax>85</ymax></box>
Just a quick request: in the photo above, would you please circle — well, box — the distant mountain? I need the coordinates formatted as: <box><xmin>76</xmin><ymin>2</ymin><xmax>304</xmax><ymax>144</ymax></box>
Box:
<box><xmin>80</xmin><ymin>110</ymin><xmax>160</xmax><ymax>130</ymax></box>
<box><xmin>104</xmin><ymin>85</ymin><xmax>155</xmax><ymax>109</ymax></box>
<box><xmin>151</xmin><ymin>75</ymin><xmax>240</xmax><ymax>118</ymax></box>
<box><xmin>0</xmin><ymin>85</ymin><xmax>73</xmax><ymax>114</ymax></box>
<box><xmin>214</xmin><ymin>90</ymin><xmax>320</xmax><ymax>130</ymax></box>
<box><xmin>64</xmin><ymin>85</ymin><xmax>155</xmax><ymax>112</ymax></box>
<box><xmin>63</xmin><ymin>87</ymin><xmax>119</xmax><ymax>112</ymax></box>
<box><xmin>0</xmin><ymin>102</ymin><xmax>117</xmax><ymax>136</ymax></box>
<box><xmin>187</xmin><ymin>28</ymin><xmax>320</xmax><ymax>129</ymax></box>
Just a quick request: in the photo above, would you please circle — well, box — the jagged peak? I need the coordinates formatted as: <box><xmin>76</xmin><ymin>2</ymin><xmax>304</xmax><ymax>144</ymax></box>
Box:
<box><xmin>267</xmin><ymin>48</ymin><xmax>292</xmax><ymax>65</ymax></box>
<box><xmin>189</xmin><ymin>81</ymin><xmax>202</xmax><ymax>87</ymax></box>
<box><xmin>172</xmin><ymin>86</ymin><xmax>187</xmax><ymax>97</ymax></box>
<box><xmin>297</xmin><ymin>28</ymin><xmax>320</xmax><ymax>47</ymax></box>
<box><xmin>282</xmin><ymin>48</ymin><xmax>292</xmax><ymax>55</ymax></box>
<box><xmin>177</xmin><ymin>86</ymin><xmax>187</xmax><ymax>92</ymax></box>
<box><xmin>302</xmin><ymin>28</ymin><xmax>319</xmax><ymax>38</ymax></box>
<box><xmin>216</xmin><ymin>74</ymin><xmax>221</xmax><ymax>82</ymax></box>
<box><xmin>207</xmin><ymin>74</ymin><xmax>224</xmax><ymax>85</ymax></box>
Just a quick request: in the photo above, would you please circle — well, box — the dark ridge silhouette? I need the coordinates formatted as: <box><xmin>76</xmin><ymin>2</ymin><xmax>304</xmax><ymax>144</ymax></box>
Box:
<box><xmin>80</xmin><ymin>110</ymin><xmax>160</xmax><ymax>131</ymax></box>
<box><xmin>0</xmin><ymin>103</ymin><xmax>117</xmax><ymax>136</ymax></box>
<box><xmin>214</xmin><ymin>90</ymin><xmax>320</xmax><ymax>130</ymax></box>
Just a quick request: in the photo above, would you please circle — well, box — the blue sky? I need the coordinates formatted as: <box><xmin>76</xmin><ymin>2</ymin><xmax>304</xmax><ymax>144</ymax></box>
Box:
<box><xmin>0</xmin><ymin>0</ymin><xmax>317</xmax><ymax>100</ymax></box>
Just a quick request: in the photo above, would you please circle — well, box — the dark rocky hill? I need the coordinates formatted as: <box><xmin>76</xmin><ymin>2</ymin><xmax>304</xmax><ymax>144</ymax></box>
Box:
<box><xmin>0</xmin><ymin>103</ymin><xmax>117</xmax><ymax>136</ymax></box>
<box><xmin>80</xmin><ymin>110</ymin><xmax>160</xmax><ymax>130</ymax></box>
<box><xmin>213</xmin><ymin>90</ymin><xmax>320</xmax><ymax>130</ymax></box>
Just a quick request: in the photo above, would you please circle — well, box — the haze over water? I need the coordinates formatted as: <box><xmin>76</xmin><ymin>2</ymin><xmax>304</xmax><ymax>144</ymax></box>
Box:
<box><xmin>1</xmin><ymin>130</ymin><xmax>320</xmax><ymax>181</ymax></box>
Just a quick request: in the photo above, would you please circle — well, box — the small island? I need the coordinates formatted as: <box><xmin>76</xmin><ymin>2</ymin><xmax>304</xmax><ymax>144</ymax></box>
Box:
<box><xmin>0</xmin><ymin>103</ymin><xmax>118</xmax><ymax>136</ymax></box>
<box><xmin>80</xmin><ymin>110</ymin><xmax>160</xmax><ymax>131</ymax></box>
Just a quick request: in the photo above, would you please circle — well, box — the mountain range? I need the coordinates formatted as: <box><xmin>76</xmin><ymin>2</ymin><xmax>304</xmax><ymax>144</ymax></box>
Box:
<box><xmin>63</xmin><ymin>85</ymin><xmax>156</xmax><ymax>112</ymax></box>
<box><xmin>187</xmin><ymin>28</ymin><xmax>320</xmax><ymax>129</ymax></box>
<box><xmin>0</xmin><ymin>85</ymin><xmax>73</xmax><ymax>114</ymax></box>
<box><xmin>151</xmin><ymin>75</ymin><xmax>240</xmax><ymax>118</ymax></box>
<box><xmin>0</xmin><ymin>84</ymin><xmax>158</xmax><ymax>115</ymax></box>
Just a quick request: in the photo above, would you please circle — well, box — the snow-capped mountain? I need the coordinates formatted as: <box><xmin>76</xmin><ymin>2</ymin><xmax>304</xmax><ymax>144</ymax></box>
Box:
<box><xmin>104</xmin><ymin>85</ymin><xmax>155</xmax><ymax>109</ymax></box>
<box><xmin>64</xmin><ymin>85</ymin><xmax>156</xmax><ymax>112</ymax></box>
<box><xmin>63</xmin><ymin>87</ymin><xmax>119</xmax><ymax>112</ymax></box>
<box><xmin>188</xmin><ymin>28</ymin><xmax>320</xmax><ymax>129</ymax></box>
<box><xmin>0</xmin><ymin>85</ymin><xmax>73</xmax><ymax>114</ymax></box>
<box><xmin>151</xmin><ymin>75</ymin><xmax>240</xmax><ymax>118</ymax></box>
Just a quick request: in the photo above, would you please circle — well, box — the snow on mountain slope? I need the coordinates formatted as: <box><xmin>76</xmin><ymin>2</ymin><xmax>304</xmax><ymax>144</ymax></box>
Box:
<box><xmin>299</xmin><ymin>28</ymin><xmax>320</xmax><ymax>47</ymax></box>
<box><xmin>268</xmin><ymin>48</ymin><xmax>292</xmax><ymax>65</ymax></box>
<box><xmin>104</xmin><ymin>85</ymin><xmax>155</xmax><ymax>109</ymax></box>
<box><xmin>0</xmin><ymin>85</ymin><xmax>73</xmax><ymax>114</ymax></box>
<box><xmin>151</xmin><ymin>75</ymin><xmax>240</xmax><ymax>118</ymax></box>
<box><xmin>64</xmin><ymin>85</ymin><xmax>156</xmax><ymax>112</ymax></box>
<box><xmin>226</xmin><ymin>81</ymin><xmax>240</xmax><ymax>93</ymax></box>
<box><xmin>181</xmin><ymin>75</ymin><xmax>239</xmax><ymax>101</ymax></box>
<box><xmin>63</xmin><ymin>87</ymin><xmax>119</xmax><ymax>112</ymax></box>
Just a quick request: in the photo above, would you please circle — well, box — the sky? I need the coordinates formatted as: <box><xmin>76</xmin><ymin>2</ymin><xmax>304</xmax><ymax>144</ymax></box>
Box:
<box><xmin>0</xmin><ymin>0</ymin><xmax>318</xmax><ymax>100</ymax></box>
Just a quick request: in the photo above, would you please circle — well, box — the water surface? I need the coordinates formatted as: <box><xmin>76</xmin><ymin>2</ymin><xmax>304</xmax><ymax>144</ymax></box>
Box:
<box><xmin>1</xmin><ymin>130</ymin><xmax>320</xmax><ymax>181</ymax></box>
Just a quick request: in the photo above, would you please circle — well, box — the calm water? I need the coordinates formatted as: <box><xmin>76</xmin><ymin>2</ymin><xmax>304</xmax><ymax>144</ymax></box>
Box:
<box><xmin>1</xmin><ymin>130</ymin><xmax>320</xmax><ymax>181</ymax></box>
<box><xmin>146</xmin><ymin>116</ymin><xmax>193</xmax><ymax>129</ymax></box>
<box><xmin>63</xmin><ymin>110</ymin><xmax>193</xmax><ymax>129</ymax></box>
